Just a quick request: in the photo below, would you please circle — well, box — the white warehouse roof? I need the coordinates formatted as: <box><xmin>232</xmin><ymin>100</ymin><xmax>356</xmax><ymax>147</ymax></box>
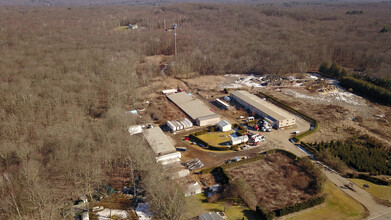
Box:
<box><xmin>167</xmin><ymin>92</ymin><xmax>219</xmax><ymax>121</ymax></box>
<box><xmin>230</xmin><ymin>90</ymin><xmax>293</xmax><ymax>122</ymax></box>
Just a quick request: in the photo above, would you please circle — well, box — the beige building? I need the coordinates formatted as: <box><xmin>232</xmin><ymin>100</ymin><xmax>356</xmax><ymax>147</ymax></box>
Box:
<box><xmin>143</xmin><ymin>127</ymin><xmax>181</xmax><ymax>165</ymax></box>
<box><xmin>196</xmin><ymin>114</ymin><xmax>221</xmax><ymax>126</ymax></box>
<box><xmin>230</xmin><ymin>90</ymin><xmax>296</xmax><ymax>129</ymax></box>
<box><xmin>167</xmin><ymin>92</ymin><xmax>220</xmax><ymax>126</ymax></box>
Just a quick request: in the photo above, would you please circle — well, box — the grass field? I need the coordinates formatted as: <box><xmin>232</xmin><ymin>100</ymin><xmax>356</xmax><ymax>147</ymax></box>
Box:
<box><xmin>283</xmin><ymin>180</ymin><xmax>366</xmax><ymax>220</ymax></box>
<box><xmin>350</xmin><ymin>178</ymin><xmax>391</xmax><ymax>202</ymax></box>
<box><xmin>185</xmin><ymin>193</ymin><xmax>259</xmax><ymax>220</ymax></box>
<box><xmin>197</xmin><ymin>131</ymin><xmax>234</xmax><ymax>146</ymax></box>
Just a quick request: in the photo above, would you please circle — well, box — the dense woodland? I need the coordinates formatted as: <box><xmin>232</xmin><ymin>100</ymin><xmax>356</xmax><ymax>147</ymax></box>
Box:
<box><xmin>310</xmin><ymin>135</ymin><xmax>391</xmax><ymax>175</ymax></box>
<box><xmin>0</xmin><ymin>1</ymin><xmax>391</xmax><ymax>219</ymax></box>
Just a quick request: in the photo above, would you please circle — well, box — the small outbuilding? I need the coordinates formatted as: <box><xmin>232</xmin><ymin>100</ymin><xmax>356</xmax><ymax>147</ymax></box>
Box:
<box><xmin>230</xmin><ymin>135</ymin><xmax>249</xmax><ymax>145</ymax></box>
<box><xmin>183</xmin><ymin>181</ymin><xmax>202</xmax><ymax>197</ymax></box>
<box><xmin>199</xmin><ymin>212</ymin><xmax>227</xmax><ymax>220</ymax></box>
<box><xmin>217</xmin><ymin>120</ymin><xmax>231</xmax><ymax>132</ymax></box>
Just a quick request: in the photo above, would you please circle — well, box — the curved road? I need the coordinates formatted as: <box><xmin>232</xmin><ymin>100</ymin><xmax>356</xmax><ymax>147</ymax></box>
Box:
<box><xmin>321</xmin><ymin>169</ymin><xmax>391</xmax><ymax>219</ymax></box>
<box><xmin>292</xmin><ymin>141</ymin><xmax>391</xmax><ymax>219</ymax></box>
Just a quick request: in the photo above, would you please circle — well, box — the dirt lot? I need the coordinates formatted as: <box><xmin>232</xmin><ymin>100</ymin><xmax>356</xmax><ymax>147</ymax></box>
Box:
<box><xmin>226</xmin><ymin>153</ymin><xmax>318</xmax><ymax>212</ymax></box>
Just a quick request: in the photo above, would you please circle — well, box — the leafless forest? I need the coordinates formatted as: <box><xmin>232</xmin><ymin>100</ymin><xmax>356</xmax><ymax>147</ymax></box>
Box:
<box><xmin>0</xmin><ymin>1</ymin><xmax>390</xmax><ymax>219</ymax></box>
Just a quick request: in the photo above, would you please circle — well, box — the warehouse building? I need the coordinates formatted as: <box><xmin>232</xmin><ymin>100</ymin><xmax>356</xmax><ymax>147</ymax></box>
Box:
<box><xmin>143</xmin><ymin>127</ymin><xmax>181</xmax><ymax>165</ymax></box>
<box><xmin>230</xmin><ymin>90</ymin><xmax>296</xmax><ymax>129</ymax></box>
<box><xmin>167</xmin><ymin>92</ymin><xmax>220</xmax><ymax>126</ymax></box>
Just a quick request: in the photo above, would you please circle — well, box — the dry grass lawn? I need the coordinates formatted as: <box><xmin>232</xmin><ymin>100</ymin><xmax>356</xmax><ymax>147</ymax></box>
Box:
<box><xmin>185</xmin><ymin>193</ymin><xmax>259</xmax><ymax>220</ymax></box>
<box><xmin>283</xmin><ymin>180</ymin><xmax>366</xmax><ymax>220</ymax></box>
<box><xmin>197</xmin><ymin>131</ymin><xmax>234</xmax><ymax>146</ymax></box>
<box><xmin>350</xmin><ymin>178</ymin><xmax>391</xmax><ymax>203</ymax></box>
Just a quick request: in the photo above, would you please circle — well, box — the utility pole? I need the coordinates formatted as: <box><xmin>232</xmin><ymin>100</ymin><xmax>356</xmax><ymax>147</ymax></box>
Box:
<box><xmin>174</xmin><ymin>25</ymin><xmax>177</xmax><ymax>59</ymax></box>
<box><xmin>165</xmin><ymin>24</ymin><xmax>178</xmax><ymax>60</ymax></box>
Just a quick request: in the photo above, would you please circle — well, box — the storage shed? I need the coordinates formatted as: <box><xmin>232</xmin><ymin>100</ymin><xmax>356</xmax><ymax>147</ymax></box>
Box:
<box><xmin>217</xmin><ymin>120</ymin><xmax>231</xmax><ymax>132</ymax></box>
<box><xmin>229</xmin><ymin>135</ymin><xmax>248</xmax><ymax>145</ymax></box>
<box><xmin>199</xmin><ymin>212</ymin><xmax>226</xmax><ymax>220</ymax></box>
<box><xmin>183</xmin><ymin>181</ymin><xmax>202</xmax><ymax>197</ymax></box>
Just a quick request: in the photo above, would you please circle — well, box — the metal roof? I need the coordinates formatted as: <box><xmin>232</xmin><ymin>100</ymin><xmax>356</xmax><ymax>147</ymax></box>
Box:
<box><xmin>217</xmin><ymin>120</ymin><xmax>231</xmax><ymax>128</ymax></box>
<box><xmin>143</xmin><ymin>127</ymin><xmax>176</xmax><ymax>156</ymax></box>
<box><xmin>199</xmin><ymin>212</ymin><xmax>225</xmax><ymax>220</ymax></box>
<box><xmin>230</xmin><ymin>90</ymin><xmax>294</xmax><ymax>121</ymax></box>
<box><xmin>167</xmin><ymin>92</ymin><xmax>219</xmax><ymax>120</ymax></box>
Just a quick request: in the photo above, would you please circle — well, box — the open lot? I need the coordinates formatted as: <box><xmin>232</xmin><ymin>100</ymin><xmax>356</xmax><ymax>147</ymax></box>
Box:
<box><xmin>226</xmin><ymin>153</ymin><xmax>319</xmax><ymax>211</ymax></box>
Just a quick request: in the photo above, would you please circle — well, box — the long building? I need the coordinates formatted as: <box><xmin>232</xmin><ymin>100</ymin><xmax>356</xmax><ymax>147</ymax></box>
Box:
<box><xmin>143</xmin><ymin>127</ymin><xmax>181</xmax><ymax>165</ymax></box>
<box><xmin>230</xmin><ymin>90</ymin><xmax>296</xmax><ymax>129</ymax></box>
<box><xmin>167</xmin><ymin>92</ymin><xmax>220</xmax><ymax>126</ymax></box>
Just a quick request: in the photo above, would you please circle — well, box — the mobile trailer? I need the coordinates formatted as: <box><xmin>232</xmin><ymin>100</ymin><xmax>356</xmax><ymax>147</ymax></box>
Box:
<box><xmin>174</xmin><ymin>120</ymin><xmax>184</xmax><ymax>130</ymax></box>
<box><xmin>184</xmin><ymin>118</ymin><xmax>193</xmax><ymax>127</ymax></box>
<box><xmin>171</xmin><ymin>121</ymin><xmax>181</xmax><ymax>131</ymax></box>
<box><xmin>215</xmin><ymin>98</ymin><xmax>230</xmax><ymax>109</ymax></box>
<box><xmin>167</xmin><ymin>121</ymin><xmax>177</xmax><ymax>132</ymax></box>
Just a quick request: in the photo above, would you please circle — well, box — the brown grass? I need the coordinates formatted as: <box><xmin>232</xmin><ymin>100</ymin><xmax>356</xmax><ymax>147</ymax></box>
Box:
<box><xmin>227</xmin><ymin>153</ymin><xmax>319</xmax><ymax>211</ymax></box>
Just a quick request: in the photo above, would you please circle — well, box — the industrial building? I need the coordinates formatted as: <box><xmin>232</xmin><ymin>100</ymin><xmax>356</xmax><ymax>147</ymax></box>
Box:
<box><xmin>217</xmin><ymin>120</ymin><xmax>232</xmax><ymax>132</ymax></box>
<box><xmin>143</xmin><ymin>127</ymin><xmax>181</xmax><ymax>165</ymax></box>
<box><xmin>230</xmin><ymin>90</ymin><xmax>296</xmax><ymax>129</ymax></box>
<box><xmin>167</xmin><ymin>92</ymin><xmax>220</xmax><ymax>126</ymax></box>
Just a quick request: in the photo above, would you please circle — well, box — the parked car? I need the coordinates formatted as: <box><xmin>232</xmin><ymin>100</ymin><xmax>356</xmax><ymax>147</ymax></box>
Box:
<box><xmin>246</xmin><ymin>116</ymin><xmax>255</xmax><ymax>122</ymax></box>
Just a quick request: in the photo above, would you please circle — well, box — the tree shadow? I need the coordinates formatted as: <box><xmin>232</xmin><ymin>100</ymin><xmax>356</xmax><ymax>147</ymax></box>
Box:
<box><xmin>242</xmin><ymin>209</ymin><xmax>259</xmax><ymax>220</ymax></box>
<box><xmin>219</xmin><ymin>141</ymin><xmax>230</xmax><ymax>146</ymax></box>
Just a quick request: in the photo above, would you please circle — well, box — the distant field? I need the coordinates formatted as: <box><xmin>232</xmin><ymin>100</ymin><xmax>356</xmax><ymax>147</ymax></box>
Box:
<box><xmin>284</xmin><ymin>180</ymin><xmax>366</xmax><ymax>220</ymax></box>
<box><xmin>350</xmin><ymin>178</ymin><xmax>391</xmax><ymax>202</ymax></box>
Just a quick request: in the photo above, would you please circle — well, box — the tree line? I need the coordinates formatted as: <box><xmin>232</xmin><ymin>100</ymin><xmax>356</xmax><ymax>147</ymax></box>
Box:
<box><xmin>319</xmin><ymin>62</ymin><xmax>391</xmax><ymax>105</ymax></box>
<box><xmin>310</xmin><ymin>135</ymin><xmax>391</xmax><ymax>175</ymax></box>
